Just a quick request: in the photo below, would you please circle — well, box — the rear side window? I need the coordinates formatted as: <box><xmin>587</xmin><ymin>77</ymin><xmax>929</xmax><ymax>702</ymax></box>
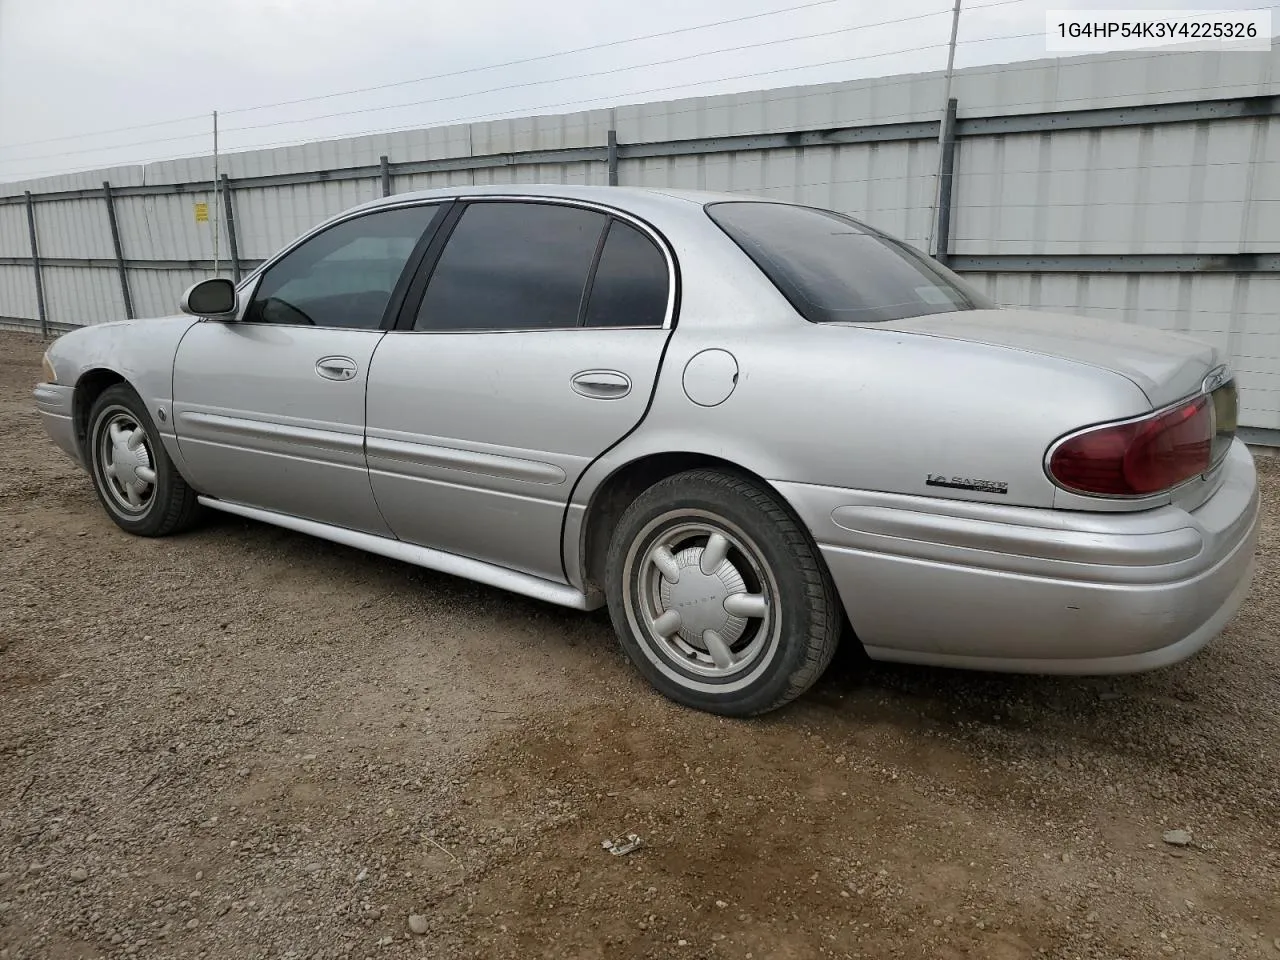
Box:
<box><xmin>584</xmin><ymin>221</ymin><xmax>669</xmax><ymax>328</ymax></box>
<box><xmin>414</xmin><ymin>201</ymin><xmax>606</xmax><ymax>331</ymax></box>
<box><xmin>705</xmin><ymin>201</ymin><xmax>993</xmax><ymax>324</ymax></box>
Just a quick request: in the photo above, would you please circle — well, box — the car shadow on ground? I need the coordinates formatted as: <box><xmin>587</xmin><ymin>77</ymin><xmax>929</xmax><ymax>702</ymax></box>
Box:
<box><xmin>191</xmin><ymin>506</ymin><xmax>1274</xmax><ymax>785</ymax></box>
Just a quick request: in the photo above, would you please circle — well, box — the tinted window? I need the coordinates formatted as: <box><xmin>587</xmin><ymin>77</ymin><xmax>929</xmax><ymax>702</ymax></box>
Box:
<box><xmin>705</xmin><ymin>201</ymin><xmax>993</xmax><ymax>324</ymax></box>
<box><xmin>244</xmin><ymin>205</ymin><xmax>440</xmax><ymax>328</ymax></box>
<box><xmin>584</xmin><ymin>221</ymin><xmax>669</xmax><ymax>328</ymax></box>
<box><xmin>415</xmin><ymin>202</ymin><xmax>606</xmax><ymax>331</ymax></box>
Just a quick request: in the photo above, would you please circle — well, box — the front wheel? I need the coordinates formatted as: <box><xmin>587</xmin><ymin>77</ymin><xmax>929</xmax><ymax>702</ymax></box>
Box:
<box><xmin>605</xmin><ymin>469</ymin><xmax>842</xmax><ymax>716</ymax></box>
<box><xmin>86</xmin><ymin>384</ymin><xmax>203</xmax><ymax>536</ymax></box>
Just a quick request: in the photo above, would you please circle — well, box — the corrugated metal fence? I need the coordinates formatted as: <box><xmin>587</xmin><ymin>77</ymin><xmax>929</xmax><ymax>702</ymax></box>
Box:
<box><xmin>2</xmin><ymin>47</ymin><xmax>1278</xmax><ymax>443</ymax></box>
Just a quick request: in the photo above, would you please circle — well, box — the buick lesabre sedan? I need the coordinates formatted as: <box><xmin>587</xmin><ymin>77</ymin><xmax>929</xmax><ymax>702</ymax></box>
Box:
<box><xmin>34</xmin><ymin>185</ymin><xmax>1259</xmax><ymax>715</ymax></box>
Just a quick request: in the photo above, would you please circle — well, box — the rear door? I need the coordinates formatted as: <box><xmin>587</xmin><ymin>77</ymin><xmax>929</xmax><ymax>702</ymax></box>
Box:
<box><xmin>365</xmin><ymin>198</ymin><xmax>675</xmax><ymax>580</ymax></box>
<box><xmin>172</xmin><ymin>202</ymin><xmax>447</xmax><ymax>533</ymax></box>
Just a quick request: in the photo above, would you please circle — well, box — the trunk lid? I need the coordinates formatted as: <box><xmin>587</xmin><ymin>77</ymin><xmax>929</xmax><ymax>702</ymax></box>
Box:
<box><xmin>874</xmin><ymin>308</ymin><xmax>1220</xmax><ymax>409</ymax></box>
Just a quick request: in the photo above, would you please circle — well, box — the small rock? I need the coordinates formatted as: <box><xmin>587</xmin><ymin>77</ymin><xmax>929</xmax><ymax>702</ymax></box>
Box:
<box><xmin>715</xmin><ymin>900</ymin><xmax>728</xmax><ymax>909</ymax></box>
<box><xmin>68</xmin><ymin>867</ymin><xmax>88</xmax><ymax>883</ymax></box>
<box><xmin>408</xmin><ymin>914</ymin><xmax>429</xmax><ymax>935</ymax></box>
<box><xmin>25</xmin><ymin>863</ymin><xmax>44</xmax><ymax>876</ymax></box>
<box><xmin>1162</xmin><ymin>829</ymin><xmax>1192</xmax><ymax>847</ymax></box>
<box><xmin>185</xmin><ymin>919</ymin><xmax>199</xmax><ymax>930</ymax></box>
<box><xmin>677</xmin><ymin>940</ymin><xmax>688</xmax><ymax>947</ymax></box>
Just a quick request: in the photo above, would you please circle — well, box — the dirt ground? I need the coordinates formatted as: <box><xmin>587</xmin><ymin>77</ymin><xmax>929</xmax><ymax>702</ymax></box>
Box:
<box><xmin>1</xmin><ymin>330</ymin><xmax>1278</xmax><ymax>960</ymax></box>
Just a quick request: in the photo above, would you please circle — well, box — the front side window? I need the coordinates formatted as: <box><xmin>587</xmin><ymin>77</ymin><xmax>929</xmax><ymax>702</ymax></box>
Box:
<box><xmin>584</xmin><ymin>220</ymin><xmax>669</xmax><ymax>328</ymax></box>
<box><xmin>414</xmin><ymin>201</ymin><xmax>607</xmax><ymax>331</ymax></box>
<box><xmin>705</xmin><ymin>201</ymin><xmax>993</xmax><ymax>324</ymax></box>
<box><xmin>243</xmin><ymin>204</ymin><xmax>441</xmax><ymax>329</ymax></box>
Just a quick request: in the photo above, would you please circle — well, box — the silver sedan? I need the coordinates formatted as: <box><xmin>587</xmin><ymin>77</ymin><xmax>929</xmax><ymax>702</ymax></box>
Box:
<box><xmin>33</xmin><ymin>185</ymin><xmax>1260</xmax><ymax>715</ymax></box>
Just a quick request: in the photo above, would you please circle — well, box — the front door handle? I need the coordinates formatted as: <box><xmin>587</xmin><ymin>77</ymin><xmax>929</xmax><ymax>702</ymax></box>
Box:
<box><xmin>571</xmin><ymin>370</ymin><xmax>632</xmax><ymax>400</ymax></box>
<box><xmin>316</xmin><ymin>356</ymin><xmax>358</xmax><ymax>381</ymax></box>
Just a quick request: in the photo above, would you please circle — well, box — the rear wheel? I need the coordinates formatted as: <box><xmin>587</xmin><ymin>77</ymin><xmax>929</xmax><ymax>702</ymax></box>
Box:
<box><xmin>86</xmin><ymin>384</ymin><xmax>203</xmax><ymax>536</ymax></box>
<box><xmin>605</xmin><ymin>469</ymin><xmax>841</xmax><ymax>716</ymax></box>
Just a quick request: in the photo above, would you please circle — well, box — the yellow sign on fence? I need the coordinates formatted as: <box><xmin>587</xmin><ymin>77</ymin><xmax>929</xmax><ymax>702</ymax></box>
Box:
<box><xmin>194</xmin><ymin>202</ymin><xmax>209</xmax><ymax>223</ymax></box>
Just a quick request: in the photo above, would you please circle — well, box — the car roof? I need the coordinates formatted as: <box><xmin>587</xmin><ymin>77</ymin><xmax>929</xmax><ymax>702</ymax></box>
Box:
<box><xmin>345</xmin><ymin>183</ymin><xmax>774</xmax><ymax>221</ymax></box>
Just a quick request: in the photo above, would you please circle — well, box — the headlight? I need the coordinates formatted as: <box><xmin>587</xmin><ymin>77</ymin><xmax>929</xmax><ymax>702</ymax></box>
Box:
<box><xmin>41</xmin><ymin>351</ymin><xmax>57</xmax><ymax>384</ymax></box>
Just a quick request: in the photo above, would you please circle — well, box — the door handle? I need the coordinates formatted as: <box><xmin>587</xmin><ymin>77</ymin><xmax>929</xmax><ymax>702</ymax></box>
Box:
<box><xmin>571</xmin><ymin>370</ymin><xmax>632</xmax><ymax>400</ymax></box>
<box><xmin>316</xmin><ymin>356</ymin><xmax>358</xmax><ymax>381</ymax></box>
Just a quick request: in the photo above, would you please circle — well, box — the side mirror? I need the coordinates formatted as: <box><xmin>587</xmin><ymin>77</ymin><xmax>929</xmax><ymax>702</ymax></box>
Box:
<box><xmin>180</xmin><ymin>278</ymin><xmax>239</xmax><ymax>319</ymax></box>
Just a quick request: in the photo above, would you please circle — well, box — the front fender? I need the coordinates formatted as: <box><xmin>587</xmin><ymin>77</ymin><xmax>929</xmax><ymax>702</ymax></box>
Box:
<box><xmin>45</xmin><ymin>316</ymin><xmax>200</xmax><ymax>471</ymax></box>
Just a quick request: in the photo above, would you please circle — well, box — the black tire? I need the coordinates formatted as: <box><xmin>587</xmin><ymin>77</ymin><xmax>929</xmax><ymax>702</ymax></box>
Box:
<box><xmin>86</xmin><ymin>384</ymin><xmax>203</xmax><ymax>537</ymax></box>
<box><xmin>605</xmin><ymin>469</ymin><xmax>841</xmax><ymax>716</ymax></box>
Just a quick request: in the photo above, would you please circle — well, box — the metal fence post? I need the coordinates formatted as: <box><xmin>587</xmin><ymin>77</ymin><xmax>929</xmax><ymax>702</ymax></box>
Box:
<box><xmin>934</xmin><ymin>97</ymin><xmax>959</xmax><ymax>266</ymax></box>
<box><xmin>24</xmin><ymin>191</ymin><xmax>48</xmax><ymax>338</ymax></box>
<box><xmin>102</xmin><ymin>181</ymin><xmax>135</xmax><ymax>319</ymax></box>
<box><xmin>607</xmin><ymin>130</ymin><xmax>619</xmax><ymax>186</ymax></box>
<box><xmin>220</xmin><ymin>173</ymin><xmax>241</xmax><ymax>283</ymax></box>
<box><xmin>380</xmin><ymin>155</ymin><xmax>393</xmax><ymax>197</ymax></box>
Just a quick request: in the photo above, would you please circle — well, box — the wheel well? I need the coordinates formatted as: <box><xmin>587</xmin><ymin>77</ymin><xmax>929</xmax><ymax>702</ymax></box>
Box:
<box><xmin>72</xmin><ymin>369</ymin><xmax>127</xmax><ymax>454</ymax></box>
<box><xmin>580</xmin><ymin>452</ymin><xmax>782</xmax><ymax>589</ymax></box>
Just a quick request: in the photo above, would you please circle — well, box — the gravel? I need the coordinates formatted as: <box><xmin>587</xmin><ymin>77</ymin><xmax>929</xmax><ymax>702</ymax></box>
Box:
<box><xmin>2</xmin><ymin>331</ymin><xmax>1278</xmax><ymax>959</ymax></box>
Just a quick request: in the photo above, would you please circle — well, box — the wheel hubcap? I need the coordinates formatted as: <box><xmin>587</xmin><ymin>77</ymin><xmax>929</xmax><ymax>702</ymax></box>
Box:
<box><xmin>636</xmin><ymin>520</ymin><xmax>774</xmax><ymax>679</ymax></box>
<box><xmin>98</xmin><ymin>412</ymin><xmax>156</xmax><ymax>514</ymax></box>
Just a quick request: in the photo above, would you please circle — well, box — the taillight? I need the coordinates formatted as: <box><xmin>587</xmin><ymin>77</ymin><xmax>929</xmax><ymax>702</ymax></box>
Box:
<box><xmin>1048</xmin><ymin>394</ymin><xmax>1216</xmax><ymax>496</ymax></box>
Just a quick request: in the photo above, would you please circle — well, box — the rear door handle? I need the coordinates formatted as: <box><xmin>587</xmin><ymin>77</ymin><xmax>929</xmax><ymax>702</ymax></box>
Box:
<box><xmin>316</xmin><ymin>356</ymin><xmax>358</xmax><ymax>381</ymax></box>
<box><xmin>571</xmin><ymin>370</ymin><xmax>632</xmax><ymax>400</ymax></box>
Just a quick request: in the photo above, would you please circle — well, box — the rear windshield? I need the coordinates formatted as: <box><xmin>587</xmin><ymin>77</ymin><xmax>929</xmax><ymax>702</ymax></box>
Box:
<box><xmin>705</xmin><ymin>201</ymin><xmax>993</xmax><ymax>324</ymax></box>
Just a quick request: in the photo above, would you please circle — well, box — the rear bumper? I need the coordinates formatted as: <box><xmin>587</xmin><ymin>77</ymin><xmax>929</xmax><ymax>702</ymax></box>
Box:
<box><xmin>34</xmin><ymin>382</ymin><xmax>82</xmax><ymax>468</ymax></box>
<box><xmin>776</xmin><ymin>439</ymin><xmax>1260</xmax><ymax>674</ymax></box>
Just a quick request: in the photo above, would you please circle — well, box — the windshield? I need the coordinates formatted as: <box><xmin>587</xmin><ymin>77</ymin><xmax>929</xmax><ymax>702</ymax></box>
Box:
<box><xmin>705</xmin><ymin>201</ymin><xmax>994</xmax><ymax>324</ymax></box>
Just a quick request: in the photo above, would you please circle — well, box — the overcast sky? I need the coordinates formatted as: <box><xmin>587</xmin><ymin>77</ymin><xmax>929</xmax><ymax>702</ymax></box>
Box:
<box><xmin>0</xmin><ymin>0</ymin><xmax>1266</xmax><ymax>183</ymax></box>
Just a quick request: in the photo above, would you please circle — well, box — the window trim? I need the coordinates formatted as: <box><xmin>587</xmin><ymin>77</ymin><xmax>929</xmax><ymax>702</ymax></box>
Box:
<box><xmin>576</xmin><ymin>218</ymin><xmax>613</xmax><ymax>328</ymax></box>
<box><xmin>389</xmin><ymin>195</ymin><xmax>679</xmax><ymax>334</ymax></box>
<box><xmin>227</xmin><ymin>200</ymin><xmax>453</xmax><ymax>331</ymax></box>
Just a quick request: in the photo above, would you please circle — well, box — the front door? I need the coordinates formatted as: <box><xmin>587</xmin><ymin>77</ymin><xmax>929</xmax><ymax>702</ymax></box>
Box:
<box><xmin>366</xmin><ymin>199</ymin><xmax>675</xmax><ymax>580</ymax></box>
<box><xmin>172</xmin><ymin>202</ymin><xmax>446</xmax><ymax>534</ymax></box>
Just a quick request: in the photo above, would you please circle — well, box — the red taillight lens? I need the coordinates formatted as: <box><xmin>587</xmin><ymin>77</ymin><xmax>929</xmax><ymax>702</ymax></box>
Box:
<box><xmin>1049</xmin><ymin>396</ymin><xmax>1213</xmax><ymax>496</ymax></box>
